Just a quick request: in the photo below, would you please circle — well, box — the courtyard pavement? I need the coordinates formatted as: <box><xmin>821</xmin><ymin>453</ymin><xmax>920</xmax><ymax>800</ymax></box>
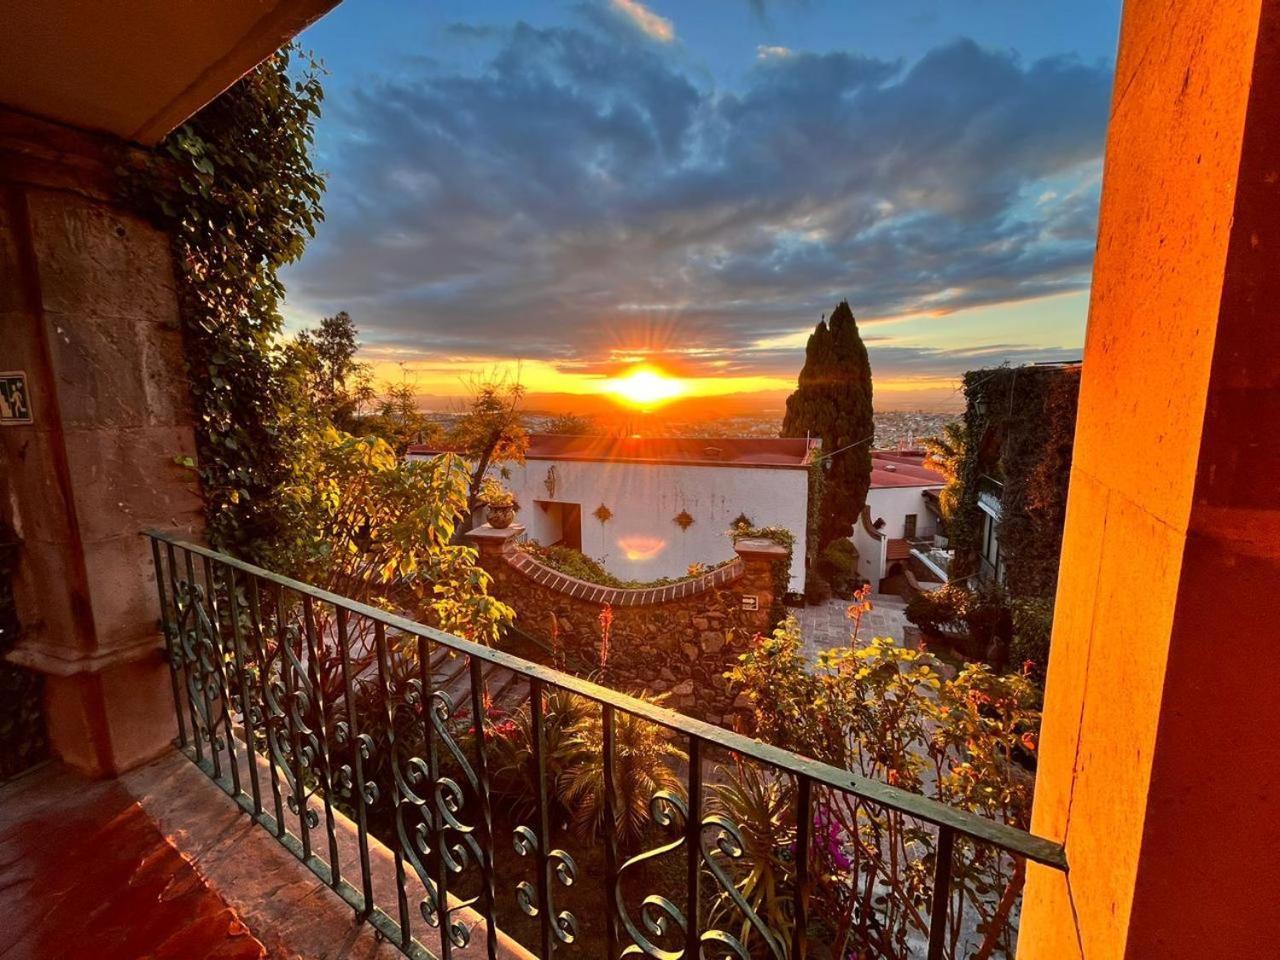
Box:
<box><xmin>794</xmin><ymin>592</ymin><xmax>909</xmax><ymax>663</ymax></box>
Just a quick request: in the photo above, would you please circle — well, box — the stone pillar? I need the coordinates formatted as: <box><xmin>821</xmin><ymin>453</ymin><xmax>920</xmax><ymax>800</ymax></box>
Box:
<box><xmin>0</xmin><ymin>111</ymin><xmax>203</xmax><ymax>777</ymax></box>
<box><xmin>1019</xmin><ymin>2</ymin><xmax>1280</xmax><ymax>957</ymax></box>
<box><xmin>466</xmin><ymin>522</ymin><xmax>524</xmax><ymax>565</ymax></box>
<box><xmin>731</xmin><ymin>537</ymin><xmax>789</xmax><ymax>634</ymax></box>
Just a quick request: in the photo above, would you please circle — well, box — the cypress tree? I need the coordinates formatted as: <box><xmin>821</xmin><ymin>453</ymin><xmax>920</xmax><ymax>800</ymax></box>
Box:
<box><xmin>781</xmin><ymin>300</ymin><xmax>874</xmax><ymax>545</ymax></box>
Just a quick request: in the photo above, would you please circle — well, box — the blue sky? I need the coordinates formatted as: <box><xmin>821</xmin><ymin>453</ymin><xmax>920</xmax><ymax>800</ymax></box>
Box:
<box><xmin>283</xmin><ymin>0</ymin><xmax>1123</xmax><ymax>408</ymax></box>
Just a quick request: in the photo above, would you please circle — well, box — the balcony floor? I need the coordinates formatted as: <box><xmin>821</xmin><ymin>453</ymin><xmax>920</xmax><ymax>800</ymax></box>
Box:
<box><xmin>0</xmin><ymin>751</ymin><xmax>453</xmax><ymax>960</ymax></box>
<box><xmin>0</xmin><ymin>760</ymin><xmax>266</xmax><ymax>960</ymax></box>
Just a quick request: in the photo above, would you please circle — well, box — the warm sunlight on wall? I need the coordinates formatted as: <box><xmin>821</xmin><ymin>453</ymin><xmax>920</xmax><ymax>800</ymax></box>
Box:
<box><xmin>617</xmin><ymin>535</ymin><xmax>666</xmax><ymax>561</ymax></box>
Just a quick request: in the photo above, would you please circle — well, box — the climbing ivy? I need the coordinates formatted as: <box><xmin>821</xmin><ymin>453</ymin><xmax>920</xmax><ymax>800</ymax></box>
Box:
<box><xmin>121</xmin><ymin>46</ymin><xmax>326</xmax><ymax>560</ymax></box>
<box><xmin>953</xmin><ymin>365</ymin><xmax>1081</xmax><ymax>599</ymax></box>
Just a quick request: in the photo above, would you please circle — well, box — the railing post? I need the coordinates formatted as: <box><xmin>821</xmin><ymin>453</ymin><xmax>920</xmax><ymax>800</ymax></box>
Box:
<box><xmin>468</xmin><ymin>656</ymin><xmax>499</xmax><ymax>960</ymax></box>
<box><xmin>529</xmin><ymin>676</ymin><xmax>555</xmax><ymax>958</ymax></box>
<box><xmin>927</xmin><ymin>825</ymin><xmax>956</xmax><ymax>960</ymax></box>
<box><xmin>149</xmin><ymin>536</ymin><xmax>187</xmax><ymax>748</ymax></box>
<box><xmin>685</xmin><ymin>737</ymin><xmax>702</xmax><ymax>958</ymax></box>
<box><xmin>792</xmin><ymin>776</ymin><xmax>811</xmax><ymax>960</ymax></box>
<box><xmin>602</xmin><ymin>704</ymin><xmax>620</xmax><ymax>960</ymax></box>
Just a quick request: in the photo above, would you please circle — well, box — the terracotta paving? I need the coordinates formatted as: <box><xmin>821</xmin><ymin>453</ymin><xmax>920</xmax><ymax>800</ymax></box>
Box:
<box><xmin>0</xmin><ymin>764</ymin><xmax>266</xmax><ymax>960</ymax></box>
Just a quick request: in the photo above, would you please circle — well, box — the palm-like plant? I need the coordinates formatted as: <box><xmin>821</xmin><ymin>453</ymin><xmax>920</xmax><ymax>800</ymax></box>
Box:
<box><xmin>558</xmin><ymin>694</ymin><xmax>686</xmax><ymax>849</ymax></box>
<box><xmin>921</xmin><ymin>420</ymin><xmax>967</xmax><ymax>524</ymax></box>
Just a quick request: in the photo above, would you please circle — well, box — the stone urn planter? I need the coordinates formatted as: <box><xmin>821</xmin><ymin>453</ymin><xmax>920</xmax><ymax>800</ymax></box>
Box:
<box><xmin>488</xmin><ymin>505</ymin><xmax>516</xmax><ymax>529</ymax></box>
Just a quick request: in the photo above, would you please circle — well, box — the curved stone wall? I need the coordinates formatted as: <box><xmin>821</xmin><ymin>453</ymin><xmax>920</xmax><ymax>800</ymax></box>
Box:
<box><xmin>467</xmin><ymin>526</ymin><xmax>787</xmax><ymax>725</ymax></box>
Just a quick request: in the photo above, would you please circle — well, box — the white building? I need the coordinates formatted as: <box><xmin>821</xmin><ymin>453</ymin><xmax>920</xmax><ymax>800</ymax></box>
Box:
<box><xmin>850</xmin><ymin>451</ymin><xmax>946</xmax><ymax>587</ymax></box>
<box><xmin>412</xmin><ymin>435</ymin><xmax>816</xmax><ymax>591</ymax></box>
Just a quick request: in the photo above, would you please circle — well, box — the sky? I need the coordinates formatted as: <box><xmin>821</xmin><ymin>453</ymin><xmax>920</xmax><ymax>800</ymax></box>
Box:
<box><xmin>283</xmin><ymin>0</ymin><xmax>1123</xmax><ymax>412</ymax></box>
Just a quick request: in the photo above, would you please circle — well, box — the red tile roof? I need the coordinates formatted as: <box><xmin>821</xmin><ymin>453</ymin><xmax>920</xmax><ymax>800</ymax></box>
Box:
<box><xmin>870</xmin><ymin>450</ymin><xmax>945</xmax><ymax>488</ymax></box>
<box><xmin>410</xmin><ymin>434</ymin><xmax>820</xmax><ymax>469</ymax></box>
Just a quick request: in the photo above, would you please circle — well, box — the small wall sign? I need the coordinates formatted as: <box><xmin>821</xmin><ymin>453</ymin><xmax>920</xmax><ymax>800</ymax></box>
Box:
<box><xmin>741</xmin><ymin>595</ymin><xmax>759</xmax><ymax>612</ymax></box>
<box><xmin>0</xmin><ymin>372</ymin><xmax>32</xmax><ymax>425</ymax></box>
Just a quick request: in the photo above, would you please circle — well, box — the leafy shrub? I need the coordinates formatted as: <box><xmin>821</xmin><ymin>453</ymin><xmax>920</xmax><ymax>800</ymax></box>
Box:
<box><xmin>727</xmin><ymin>615</ymin><xmax>1041</xmax><ymax>958</ymax></box>
<box><xmin>523</xmin><ymin>543</ymin><xmax>730</xmax><ymax>590</ymax></box>
<box><xmin>904</xmin><ymin>583</ymin><xmax>970</xmax><ymax>633</ymax></box>
<box><xmin>1010</xmin><ymin>596</ymin><xmax>1055</xmax><ymax>684</ymax></box>
<box><xmin>804</xmin><ymin>572</ymin><xmax>832</xmax><ymax>605</ymax></box>
<box><xmin>818</xmin><ymin>538</ymin><xmax>859</xmax><ymax>597</ymax></box>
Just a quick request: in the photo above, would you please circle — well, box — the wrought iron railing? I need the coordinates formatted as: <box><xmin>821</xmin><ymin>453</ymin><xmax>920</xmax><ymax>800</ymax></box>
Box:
<box><xmin>146</xmin><ymin>530</ymin><xmax>1065</xmax><ymax>960</ymax></box>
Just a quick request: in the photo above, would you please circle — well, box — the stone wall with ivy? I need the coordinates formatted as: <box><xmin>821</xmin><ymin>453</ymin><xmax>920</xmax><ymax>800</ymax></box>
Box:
<box><xmin>954</xmin><ymin>363</ymin><xmax>1082</xmax><ymax>599</ymax></box>
<box><xmin>467</xmin><ymin>527</ymin><xmax>786</xmax><ymax>725</ymax></box>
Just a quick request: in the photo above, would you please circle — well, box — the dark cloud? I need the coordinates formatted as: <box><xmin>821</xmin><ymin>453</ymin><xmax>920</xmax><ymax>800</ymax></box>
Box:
<box><xmin>287</xmin><ymin>12</ymin><xmax>1110</xmax><ymax>377</ymax></box>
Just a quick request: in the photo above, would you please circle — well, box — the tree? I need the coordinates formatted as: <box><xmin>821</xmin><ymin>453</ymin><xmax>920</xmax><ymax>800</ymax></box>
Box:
<box><xmin>781</xmin><ymin>300</ymin><xmax>874</xmax><ymax>545</ymax></box>
<box><xmin>362</xmin><ymin>376</ymin><xmax>441</xmax><ymax>455</ymax></box>
<box><xmin>448</xmin><ymin>375</ymin><xmax>529</xmax><ymax>513</ymax></box>
<box><xmin>289</xmin><ymin>310</ymin><xmax>374</xmax><ymax>432</ymax></box>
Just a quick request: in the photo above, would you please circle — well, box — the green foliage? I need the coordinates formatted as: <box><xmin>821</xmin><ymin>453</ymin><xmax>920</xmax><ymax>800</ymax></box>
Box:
<box><xmin>359</xmin><ymin>378</ymin><xmax>441</xmax><ymax>455</ymax></box>
<box><xmin>265</xmin><ymin>427</ymin><xmax>513</xmax><ymax>644</ymax></box>
<box><xmin>905</xmin><ymin>583</ymin><xmax>970</xmax><ymax>633</ymax></box>
<box><xmin>952</xmin><ymin>365</ymin><xmax>1080</xmax><ymax>599</ymax></box>
<box><xmin>287</xmin><ymin>310</ymin><xmax>373</xmax><ymax>432</ymax></box>
<box><xmin>727</xmin><ymin>614</ymin><xmax>1040</xmax><ymax>957</ymax></box>
<box><xmin>523</xmin><ymin>543</ymin><xmax>730</xmax><ymax>590</ymax></box>
<box><xmin>477</xmin><ymin>476</ymin><xmax>519</xmax><ymax>510</ymax></box>
<box><xmin>448</xmin><ymin>376</ymin><xmax>529</xmax><ymax>512</ymax></box>
<box><xmin>818</xmin><ymin>538</ymin><xmax>859</xmax><ymax>598</ymax></box>
<box><xmin>558</xmin><ymin>695</ymin><xmax>686</xmax><ymax>846</ymax></box>
<box><xmin>486</xmin><ymin>688</ymin><xmax>685</xmax><ymax>849</ymax></box>
<box><xmin>781</xmin><ymin>300</ymin><xmax>874</xmax><ymax>546</ymax></box>
<box><xmin>920</xmin><ymin>419</ymin><xmax>967</xmax><ymax>527</ymax></box>
<box><xmin>707</xmin><ymin>762</ymin><xmax>796</xmax><ymax>952</ymax></box>
<box><xmin>122</xmin><ymin>46</ymin><xmax>326</xmax><ymax>560</ymax></box>
<box><xmin>1010</xmin><ymin>596</ymin><xmax>1054</xmax><ymax>683</ymax></box>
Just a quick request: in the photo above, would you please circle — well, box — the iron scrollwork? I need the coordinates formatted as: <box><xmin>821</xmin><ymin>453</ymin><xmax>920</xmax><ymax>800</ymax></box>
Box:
<box><xmin>615</xmin><ymin>790</ymin><xmax>786</xmax><ymax>960</ymax></box>
<box><xmin>513</xmin><ymin>824</ymin><xmax>580</xmax><ymax>944</ymax></box>
<box><xmin>389</xmin><ymin>680</ymin><xmax>489</xmax><ymax>949</ymax></box>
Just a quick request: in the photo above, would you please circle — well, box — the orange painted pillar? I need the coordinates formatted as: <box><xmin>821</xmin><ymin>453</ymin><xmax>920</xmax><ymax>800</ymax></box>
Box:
<box><xmin>1019</xmin><ymin>1</ymin><xmax>1280</xmax><ymax>956</ymax></box>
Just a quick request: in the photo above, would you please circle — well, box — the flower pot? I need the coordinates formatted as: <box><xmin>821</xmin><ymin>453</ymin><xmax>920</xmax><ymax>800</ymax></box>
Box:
<box><xmin>488</xmin><ymin>506</ymin><xmax>516</xmax><ymax>529</ymax></box>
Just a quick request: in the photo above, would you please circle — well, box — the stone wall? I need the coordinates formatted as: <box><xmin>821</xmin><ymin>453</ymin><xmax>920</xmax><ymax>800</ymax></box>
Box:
<box><xmin>0</xmin><ymin>109</ymin><xmax>203</xmax><ymax>775</ymax></box>
<box><xmin>467</xmin><ymin>525</ymin><xmax>787</xmax><ymax>725</ymax></box>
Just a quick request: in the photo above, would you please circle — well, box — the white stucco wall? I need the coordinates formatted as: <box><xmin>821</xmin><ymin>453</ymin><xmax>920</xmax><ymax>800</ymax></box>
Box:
<box><xmin>864</xmin><ymin>485</ymin><xmax>941</xmax><ymax>540</ymax></box>
<box><xmin>849</xmin><ymin>484</ymin><xmax>942</xmax><ymax>583</ymax></box>
<box><xmin>501</xmin><ymin>458</ymin><xmax>809</xmax><ymax>591</ymax></box>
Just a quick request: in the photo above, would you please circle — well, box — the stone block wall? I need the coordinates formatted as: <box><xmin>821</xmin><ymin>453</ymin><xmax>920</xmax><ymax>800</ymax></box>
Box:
<box><xmin>467</xmin><ymin>525</ymin><xmax>787</xmax><ymax>725</ymax></box>
<box><xmin>0</xmin><ymin>110</ymin><xmax>203</xmax><ymax>775</ymax></box>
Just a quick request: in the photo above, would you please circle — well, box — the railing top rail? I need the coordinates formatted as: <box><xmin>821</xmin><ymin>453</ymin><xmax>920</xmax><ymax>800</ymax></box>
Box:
<box><xmin>145</xmin><ymin>529</ymin><xmax>1067</xmax><ymax>870</ymax></box>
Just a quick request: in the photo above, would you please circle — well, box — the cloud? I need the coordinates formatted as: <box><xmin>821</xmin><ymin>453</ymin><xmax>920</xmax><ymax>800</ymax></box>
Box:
<box><xmin>609</xmin><ymin>0</ymin><xmax>675</xmax><ymax>42</ymax></box>
<box><xmin>757</xmin><ymin>45</ymin><xmax>793</xmax><ymax>60</ymax></box>
<box><xmin>285</xmin><ymin>14</ymin><xmax>1111</xmax><ymax>389</ymax></box>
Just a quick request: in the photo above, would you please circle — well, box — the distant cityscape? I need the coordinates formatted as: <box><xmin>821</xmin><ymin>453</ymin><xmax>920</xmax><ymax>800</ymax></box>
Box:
<box><xmin>419</xmin><ymin>408</ymin><xmax>955</xmax><ymax>447</ymax></box>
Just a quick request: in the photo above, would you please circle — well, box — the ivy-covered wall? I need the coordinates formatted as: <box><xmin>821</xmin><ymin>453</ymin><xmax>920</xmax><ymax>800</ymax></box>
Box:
<box><xmin>952</xmin><ymin>364</ymin><xmax>1082</xmax><ymax>599</ymax></box>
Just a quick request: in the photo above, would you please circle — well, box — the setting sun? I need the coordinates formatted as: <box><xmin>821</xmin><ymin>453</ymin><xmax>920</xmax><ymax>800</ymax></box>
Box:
<box><xmin>602</xmin><ymin>366</ymin><xmax>686</xmax><ymax>408</ymax></box>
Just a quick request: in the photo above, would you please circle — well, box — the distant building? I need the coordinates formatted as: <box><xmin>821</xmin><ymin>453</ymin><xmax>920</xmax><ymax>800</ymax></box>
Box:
<box><xmin>849</xmin><ymin>450</ymin><xmax>946</xmax><ymax>587</ymax></box>
<box><xmin>408</xmin><ymin>434</ymin><xmax>817</xmax><ymax>591</ymax></box>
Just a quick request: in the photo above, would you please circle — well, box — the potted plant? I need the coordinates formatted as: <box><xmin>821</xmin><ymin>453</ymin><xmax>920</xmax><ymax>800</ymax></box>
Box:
<box><xmin>480</xmin><ymin>477</ymin><xmax>520</xmax><ymax>529</ymax></box>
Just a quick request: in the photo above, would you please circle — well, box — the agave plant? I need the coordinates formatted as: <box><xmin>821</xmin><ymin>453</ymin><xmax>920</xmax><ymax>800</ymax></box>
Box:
<box><xmin>706</xmin><ymin>759</ymin><xmax>796</xmax><ymax>953</ymax></box>
<box><xmin>558</xmin><ymin>693</ymin><xmax>686</xmax><ymax>849</ymax></box>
